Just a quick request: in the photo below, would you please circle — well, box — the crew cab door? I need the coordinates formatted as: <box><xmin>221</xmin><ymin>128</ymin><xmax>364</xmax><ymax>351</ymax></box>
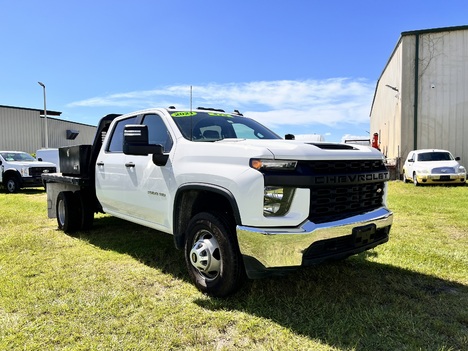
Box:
<box><xmin>122</xmin><ymin>113</ymin><xmax>174</xmax><ymax>229</ymax></box>
<box><xmin>95</xmin><ymin>115</ymin><xmax>139</xmax><ymax>216</ymax></box>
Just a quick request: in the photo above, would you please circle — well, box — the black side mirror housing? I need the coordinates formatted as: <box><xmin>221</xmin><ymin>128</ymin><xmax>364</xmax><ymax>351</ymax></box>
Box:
<box><xmin>123</xmin><ymin>124</ymin><xmax>168</xmax><ymax>166</ymax></box>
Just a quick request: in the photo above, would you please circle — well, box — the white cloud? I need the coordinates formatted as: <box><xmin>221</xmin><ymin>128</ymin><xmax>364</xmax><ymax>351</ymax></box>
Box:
<box><xmin>67</xmin><ymin>78</ymin><xmax>375</xmax><ymax>129</ymax></box>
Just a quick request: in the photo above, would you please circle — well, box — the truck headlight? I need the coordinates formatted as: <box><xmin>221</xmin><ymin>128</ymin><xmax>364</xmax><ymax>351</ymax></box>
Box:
<box><xmin>264</xmin><ymin>187</ymin><xmax>296</xmax><ymax>217</ymax></box>
<box><xmin>458</xmin><ymin>166</ymin><xmax>466</xmax><ymax>174</ymax></box>
<box><xmin>250</xmin><ymin>159</ymin><xmax>297</xmax><ymax>171</ymax></box>
<box><xmin>20</xmin><ymin>167</ymin><xmax>30</xmax><ymax>176</ymax></box>
<box><xmin>418</xmin><ymin>169</ymin><xmax>429</xmax><ymax>175</ymax></box>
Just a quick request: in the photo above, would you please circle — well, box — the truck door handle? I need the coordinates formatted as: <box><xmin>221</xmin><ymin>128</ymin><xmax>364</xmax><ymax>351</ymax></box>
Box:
<box><xmin>97</xmin><ymin>162</ymin><xmax>104</xmax><ymax>166</ymax></box>
<box><xmin>125</xmin><ymin>162</ymin><xmax>135</xmax><ymax>168</ymax></box>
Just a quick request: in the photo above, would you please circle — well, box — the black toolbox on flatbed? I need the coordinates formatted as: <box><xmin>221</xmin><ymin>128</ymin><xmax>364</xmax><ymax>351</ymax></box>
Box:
<box><xmin>59</xmin><ymin>145</ymin><xmax>92</xmax><ymax>177</ymax></box>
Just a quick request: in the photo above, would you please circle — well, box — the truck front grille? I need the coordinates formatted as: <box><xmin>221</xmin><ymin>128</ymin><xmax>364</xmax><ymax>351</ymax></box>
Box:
<box><xmin>309</xmin><ymin>182</ymin><xmax>385</xmax><ymax>223</ymax></box>
<box><xmin>262</xmin><ymin>159</ymin><xmax>389</xmax><ymax>224</ymax></box>
<box><xmin>299</xmin><ymin>160</ymin><xmax>388</xmax><ymax>224</ymax></box>
<box><xmin>30</xmin><ymin>167</ymin><xmax>56</xmax><ymax>177</ymax></box>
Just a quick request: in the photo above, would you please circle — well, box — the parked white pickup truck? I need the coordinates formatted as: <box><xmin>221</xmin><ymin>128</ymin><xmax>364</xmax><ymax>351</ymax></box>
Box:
<box><xmin>42</xmin><ymin>107</ymin><xmax>393</xmax><ymax>297</ymax></box>
<box><xmin>0</xmin><ymin>151</ymin><xmax>56</xmax><ymax>193</ymax></box>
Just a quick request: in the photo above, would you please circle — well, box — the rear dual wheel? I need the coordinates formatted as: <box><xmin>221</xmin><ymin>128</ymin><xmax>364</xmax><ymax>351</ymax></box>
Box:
<box><xmin>56</xmin><ymin>191</ymin><xmax>94</xmax><ymax>233</ymax></box>
<box><xmin>57</xmin><ymin>192</ymin><xmax>80</xmax><ymax>233</ymax></box>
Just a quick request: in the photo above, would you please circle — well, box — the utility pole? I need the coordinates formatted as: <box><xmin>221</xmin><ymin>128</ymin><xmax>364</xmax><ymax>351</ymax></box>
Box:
<box><xmin>38</xmin><ymin>81</ymin><xmax>48</xmax><ymax>148</ymax></box>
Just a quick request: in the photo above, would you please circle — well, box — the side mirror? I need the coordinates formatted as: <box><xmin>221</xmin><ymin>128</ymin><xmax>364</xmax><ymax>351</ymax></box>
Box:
<box><xmin>408</xmin><ymin>158</ymin><xmax>414</xmax><ymax>162</ymax></box>
<box><xmin>123</xmin><ymin>125</ymin><xmax>159</xmax><ymax>155</ymax></box>
<box><xmin>123</xmin><ymin>124</ymin><xmax>169</xmax><ymax>166</ymax></box>
<box><xmin>455</xmin><ymin>156</ymin><xmax>461</xmax><ymax>161</ymax></box>
<box><xmin>38</xmin><ymin>158</ymin><xmax>43</xmax><ymax>161</ymax></box>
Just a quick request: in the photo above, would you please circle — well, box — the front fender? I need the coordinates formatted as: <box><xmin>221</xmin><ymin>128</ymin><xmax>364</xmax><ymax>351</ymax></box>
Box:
<box><xmin>3</xmin><ymin>169</ymin><xmax>22</xmax><ymax>181</ymax></box>
<box><xmin>172</xmin><ymin>183</ymin><xmax>241</xmax><ymax>249</ymax></box>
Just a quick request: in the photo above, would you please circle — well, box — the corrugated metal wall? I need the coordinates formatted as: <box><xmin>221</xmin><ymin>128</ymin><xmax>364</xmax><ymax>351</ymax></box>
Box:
<box><xmin>370</xmin><ymin>40</ymin><xmax>404</xmax><ymax>161</ymax></box>
<box><xmin>0</xmin><ymin>107</ymin><xmax>42</xmax><ymax>152</ymax></box>
<box><xmin>0</xmin><ymin>106</ymin><xmax>97</xmax><ymax>154</ymax></box>
<box><xmin>45</xmin><ymin>117</ymin><xmax>97</xmax><ymax>150</ymax></box>
<box><xmin>371</xmin><ymin>26</ymin><xmax>468</xmax><ymax>172</ymax></box>
<box><xmin>417</xmin><ymin>29</ymin><xmax>468</xmax><ymax>162</ymax></box>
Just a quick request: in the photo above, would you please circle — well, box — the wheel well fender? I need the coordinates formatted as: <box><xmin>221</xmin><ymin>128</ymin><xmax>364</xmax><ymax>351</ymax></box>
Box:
<box><xmin>172</xmin><ymin>184</ymin><xmax>241</xmax><ymax>250</ymax></box>
<box><xmin>3</xmin><ymin>169</ymin><xmax>21</xmax><ymax>183</ymax></box>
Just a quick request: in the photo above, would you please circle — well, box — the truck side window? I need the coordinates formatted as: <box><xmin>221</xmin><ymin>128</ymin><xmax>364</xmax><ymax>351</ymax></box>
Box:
<box><xmin>107</xmin><ymin>116</ymin><xmax>138</xmax><ymax>152</ymax></box>
<box><xmin>142</xmin><ymin>114</ymin><xmax>173</xmax><ymax>152</ymax></box>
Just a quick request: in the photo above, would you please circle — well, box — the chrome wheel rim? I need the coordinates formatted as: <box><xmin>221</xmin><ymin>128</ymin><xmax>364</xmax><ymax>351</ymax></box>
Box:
<box><xmin>57</xmin><ymin>199</ymin><xmax>66</xmax><ymax>226</ymax></box>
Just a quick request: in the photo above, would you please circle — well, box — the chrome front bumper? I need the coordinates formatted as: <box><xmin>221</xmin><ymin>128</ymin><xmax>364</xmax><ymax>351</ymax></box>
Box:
<box><xmin>237</xmin><ymin>207</ymin><xmax>393</xmax><ymax>278</ymax></box>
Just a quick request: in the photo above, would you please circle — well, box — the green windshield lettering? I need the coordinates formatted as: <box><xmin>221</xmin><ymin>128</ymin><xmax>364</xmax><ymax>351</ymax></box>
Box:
<box><xmin>171</xmin><ymin>112</ymin><xmax>197</xmax><ymax>117</ymax></box>
<box><xmin>208</xmin><ymin>112</ymin><xmax>232</xmax><ymax>117</ymax></box>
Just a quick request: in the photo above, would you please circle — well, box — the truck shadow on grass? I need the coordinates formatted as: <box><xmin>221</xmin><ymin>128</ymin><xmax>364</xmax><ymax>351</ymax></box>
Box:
<box><xmin>2</xmin><ymin>188</ymin><xmax>46</xmax><ymax>195</ymax></box>
<box><xmin>75</xmin><ymin>216</ymin><xmax>468</xmax><ymax>351</ymax></box>
<box><xmin>202</xmin><ymin>261</ymin><xmax>468</xmax><ymax>350</ymax></box>
<box><xmin>73</xmin><ymin>215</ymin><xmax>188</xmax><ymax>280</ymax></box>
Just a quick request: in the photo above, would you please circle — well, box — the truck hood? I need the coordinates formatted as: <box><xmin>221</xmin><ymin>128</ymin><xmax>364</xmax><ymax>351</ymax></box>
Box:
<box><xmin>216</xmin><ymin>139</ymin><xmax>384</xmax><ymax>160</ymax></box>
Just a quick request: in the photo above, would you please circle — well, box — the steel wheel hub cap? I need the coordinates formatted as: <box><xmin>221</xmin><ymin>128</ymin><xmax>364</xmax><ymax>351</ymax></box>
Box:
<box><xmin>189</xmin><ymin>232</ymin><xmax>221</xmax><ymax>280</ymax></box>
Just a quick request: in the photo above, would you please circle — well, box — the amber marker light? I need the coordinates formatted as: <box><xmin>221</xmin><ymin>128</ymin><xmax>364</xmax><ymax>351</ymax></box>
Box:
<box><xmin>250</xmin><ymin>159</ymin><xmax>297</xmax><ymax>171</ymax></box>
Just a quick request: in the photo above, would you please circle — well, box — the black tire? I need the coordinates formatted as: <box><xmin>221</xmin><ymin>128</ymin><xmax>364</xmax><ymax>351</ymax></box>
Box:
<box><xmin>56</xmin><ymin>191</ymin><xmax>80</xmax><ymax>233</ymax></box>
<box><xmin>75</xmin><ymin>191</ymin><xmax>94</xmax><ymax>230</ymax></box>
<box><xmin>185</xmin><ymin>212</ymin><xmax>245</xmax><ymax>297</ymax></box>
<box><xmin>413</xmin><ymin>172</ymin><xmax>419</xmax><ymax>186</ymax></box>
<box><xmin>5</xmin><ymin>177</ymin><xmax>20</xmax><ymax>193</ymax></box>
<box><xmin>402</xmin><ymin>171</ymin><xmax>410</xmax><ymax>183</ymax></box>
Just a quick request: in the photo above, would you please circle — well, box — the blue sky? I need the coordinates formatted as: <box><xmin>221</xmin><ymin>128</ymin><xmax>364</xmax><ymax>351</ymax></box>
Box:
<box><xmin>1</xmin><ymin>1</ymin><xmax>468</xmax><ymax>142</ymax></box>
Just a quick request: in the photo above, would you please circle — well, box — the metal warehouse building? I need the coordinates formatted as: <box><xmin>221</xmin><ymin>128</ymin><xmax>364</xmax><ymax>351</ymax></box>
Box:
<box><xmin>370</xmin><ymin>25</ymin><xmax>468</xmax><ymax>174</ymax></box>
<box><xmin>0</xmin><ymin>105</ymin><xmax>97</xmax><ymax>154</ymax></box>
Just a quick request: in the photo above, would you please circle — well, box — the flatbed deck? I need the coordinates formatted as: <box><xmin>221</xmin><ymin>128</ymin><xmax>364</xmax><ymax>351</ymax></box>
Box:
<box><xmin>42</xmin><ymin>173</ymin><xmax>91</xmax><ymax>187</ymax></box>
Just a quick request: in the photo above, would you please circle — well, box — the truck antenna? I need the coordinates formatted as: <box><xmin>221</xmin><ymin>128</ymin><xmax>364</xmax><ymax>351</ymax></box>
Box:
<box><xmin>190</xmin><ymin>86</ymin><xmax>193</xmax><ymax>140</ymax></box>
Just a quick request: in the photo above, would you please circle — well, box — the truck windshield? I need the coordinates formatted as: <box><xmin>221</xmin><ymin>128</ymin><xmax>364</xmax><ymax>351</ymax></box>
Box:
<box><xmin>0</xmin><ymin>152</ymin><xmax>36</xmax><ymax>162</ymax></box>
<box><xmin>170</xmin><ymin>111</ymin><xmax>281</xmax><ymax>141</ymax></box>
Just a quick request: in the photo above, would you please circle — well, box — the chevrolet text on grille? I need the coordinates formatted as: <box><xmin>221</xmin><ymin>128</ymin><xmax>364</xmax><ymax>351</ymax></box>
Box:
<box><xmin>312</xmin><ymin>172</ymin><xmax>389</xmax><ymax>185</ymax></box>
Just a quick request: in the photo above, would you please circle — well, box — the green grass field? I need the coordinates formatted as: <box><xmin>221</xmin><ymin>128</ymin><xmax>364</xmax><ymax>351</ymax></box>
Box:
<box><xmin>0</xmin><ymin>182</ymin><xmax>467</xmax><ymax>350</ymax></box>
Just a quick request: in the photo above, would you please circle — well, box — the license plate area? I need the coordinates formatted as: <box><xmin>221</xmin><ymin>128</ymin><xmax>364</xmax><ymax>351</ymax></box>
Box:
<box><xmin>352</xmin><ymin>224</ymin><xmax>377</xmax><ymax>247</ymax></box>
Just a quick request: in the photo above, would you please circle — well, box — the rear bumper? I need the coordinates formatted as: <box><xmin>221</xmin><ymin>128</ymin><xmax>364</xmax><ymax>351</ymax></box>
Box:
<box><xmin>237</xmin><ymin>207</ymin><xmax>393</xmax><ymax>278</ymax></box>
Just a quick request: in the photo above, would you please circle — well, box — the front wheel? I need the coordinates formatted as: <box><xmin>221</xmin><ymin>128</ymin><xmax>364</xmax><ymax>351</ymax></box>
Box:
<box><xmin>402</xmin><ymin>170</ymin><xmax>410</xmax><ymax>183</ymax></box>
<box><xmin>185</xmin><ymin>212</ymin><xmax>245</xmax><ymax>297</ymax></box>
<box><xmin>413</xmin><ymin>173</ymin><xmax>419</xmax><ymax>186</ymax></box>
<box><xmin>5</xmin><ymin>177</ymin><xmax>20</xmax><ymax>193</ymax></box>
